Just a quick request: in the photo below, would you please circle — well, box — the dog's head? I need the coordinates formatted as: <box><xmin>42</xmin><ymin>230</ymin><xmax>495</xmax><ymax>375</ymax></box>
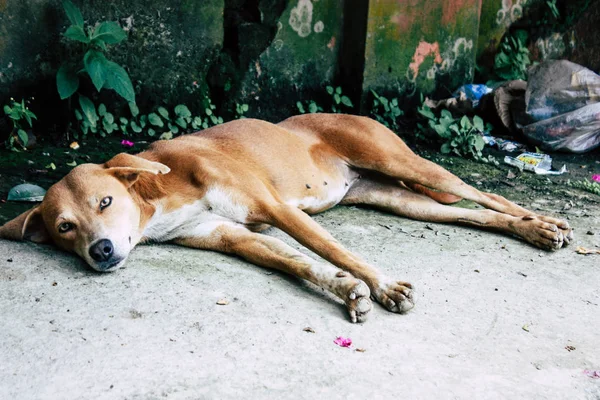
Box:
<box><xmin>0</xmin><ymin>153</ymin><xmax>169</xmax><ymax>272</ymax></box>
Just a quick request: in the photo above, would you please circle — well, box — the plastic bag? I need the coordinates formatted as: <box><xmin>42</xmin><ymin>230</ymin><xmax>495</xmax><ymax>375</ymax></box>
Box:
<box><xmin>522</xmin><ymin>60</ymin><xmax>600</xmax><ymax>153</ymax></box>
<box><xmin>453</xmin><ymin>84</ymin><xmax>492</xmax><ymax>107</ymax></box>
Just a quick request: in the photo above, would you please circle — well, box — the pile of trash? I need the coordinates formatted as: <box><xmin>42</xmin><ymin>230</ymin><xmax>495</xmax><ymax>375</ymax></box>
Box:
<box><xmin>429</xmin><ymin>60</ymin><xmax>600</xmax><ymax>154</ymax></box>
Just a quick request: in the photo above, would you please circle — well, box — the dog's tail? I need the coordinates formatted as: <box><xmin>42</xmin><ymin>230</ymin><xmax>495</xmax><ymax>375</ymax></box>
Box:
<box><xmin>406</xmin><ymin>183</ymin><xmax>462</xmax><ymax>205</ymax></box>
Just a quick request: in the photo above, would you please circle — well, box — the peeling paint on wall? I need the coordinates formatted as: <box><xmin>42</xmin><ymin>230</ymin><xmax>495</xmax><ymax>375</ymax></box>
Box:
<box><xmin>314</xmin><ymin>20</ymin><xmax>324</xmax><ymax>33</ymax></box>
<box><xmin>407</xmin><ymin>41</ymin><xmax>443</xmax><ymax>82</ymax></box>
<box><xmin>536</xmin><ymin>32</ymin><xmax>567</xmax><ymax>60</ymax></box>
<box><xmin>289</xmin><ymin>0</ymin><xmax>313</xmax><ymax>37</ymax></box>
<box><xmin>496</xmin><ymin>0</ymin><xmax>531</xmax><ymax>27</ymax></box>
<box><xmin>407</xmin><ymin>37</ymin><xmax>474</xmax><ymax>91</ymax></box>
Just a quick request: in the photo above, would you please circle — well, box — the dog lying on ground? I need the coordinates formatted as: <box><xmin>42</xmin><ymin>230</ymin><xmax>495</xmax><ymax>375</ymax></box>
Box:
<box><xmin>0</xmin><ymin>114</ymin><xmax>574</xmax><ymax>322</ymax></box>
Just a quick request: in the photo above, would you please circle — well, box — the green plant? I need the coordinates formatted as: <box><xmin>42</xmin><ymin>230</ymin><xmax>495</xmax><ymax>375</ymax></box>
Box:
<box><xmin>546</xmin><ymin>0</ymin><xmax>560</xmax><ymax>19</ymax></box>
<box><xmin>296</xmin><ymin>86</ymin><xmax>353</xmax><ymax>115</ymax></box>
<box><xmin>326</xmin><ymin>86</ymin><xmax>353</xmax><ymax>113</ymax></box>
<box><xmin>370</xmin><ymin>90</ymin><xmax>404</xmax><ymax>131</ymax></box>
<box><xmin>493</xmin><ymin>30</ymin><xmax>531</xmax><ymax>81</ymax></box>
<box><xmin>296</xmin><ymin>100</ymin><xmax>323</xmax><ymax>114</ymax></box>
<box><xmin>567</xmin><ymin>179</ymin><xmax>600</xmax><ymax>196</ymax></box>
<box><xmin>235</xmin><ymin>103</ymin><xmax>249</xmax><ymax>119</ymax></box>
<box><xmin>417</xmin><ymin>104</ymin><xmax>492</xmax><ymax>161</ymax></box>
<box><xmin>73</xmin><ymin>94</ymin><xmax>223</xmax><ymax>139</ymax></box>
<box><xmin>203</xmin><ymin>98</ymin><xmax>224</xmax><ymax>127</ymax></box>
<box><xmin>3</xmin><ymin>98</ymin><xmax>37</xmax><ymax>150</ymax></box>
<box><xmin>56</xmin><ymin>0</ymin><xmax>135</xmax><ymax>103</ymax></box>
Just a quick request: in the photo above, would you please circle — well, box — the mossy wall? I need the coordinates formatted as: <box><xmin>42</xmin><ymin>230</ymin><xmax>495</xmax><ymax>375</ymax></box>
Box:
<box><xmin>0</xmin><ymin>0</ymin><xmax>224</xmax><ymax>136</ymax></box>
<box><xmin>236</xmin><ymin>0</ymin><xmax>344</xmax><ymax>119</ymax></box>
<box><xmin>362</xmin><ymin>0</ymin><xmax>482</xmax><ymax>107</ymax></box>
<box><xmin>1</xmin><ymin>0</ymin><xmax>599</xmax><ymax>135</ymax></box>
<box><xmin>477</xmin><ymin>0</ymin><xmax>599</xmax><ymax>73</ymax></box>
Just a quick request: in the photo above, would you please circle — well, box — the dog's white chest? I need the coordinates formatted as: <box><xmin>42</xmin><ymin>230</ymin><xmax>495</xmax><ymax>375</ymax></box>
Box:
<box><xmin>142</xmin><ymin>187</ymin><xmax>248</xmax><ymax>242</ymax></box>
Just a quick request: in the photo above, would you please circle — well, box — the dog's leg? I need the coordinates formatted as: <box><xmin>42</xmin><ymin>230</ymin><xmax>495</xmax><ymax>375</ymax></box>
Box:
<box><xmin>380</xmin><ymin>155</ymin><xmax>573</xmax><ymax>244</ymax></box>
<box><xmin>319</xmin><ymin>117</ymin><xmax>572</xmax><ymax>241</ymax></box>
<box><xmin>174</xmin><ymin>224</ymin><xmax>372</xmax><ymax>323</ymax></box>
<box><xmin>263</xmin><ymin>205</ymin><xmax>415</xmax><ymax>314</ymax></box>
<box><xmin>341</xmin><ymin>177</ymin><xmax>570</xmax><ymax>250</ymax></box>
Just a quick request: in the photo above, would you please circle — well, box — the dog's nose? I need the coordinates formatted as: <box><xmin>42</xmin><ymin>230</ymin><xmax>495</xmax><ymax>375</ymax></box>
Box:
<box><xmin>89</xmin><ymin>239</ymin><xmax>114</xmax><ymax>262</ymax></box>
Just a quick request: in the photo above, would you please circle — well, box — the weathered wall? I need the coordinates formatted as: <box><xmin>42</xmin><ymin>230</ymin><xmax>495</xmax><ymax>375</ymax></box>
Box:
<box><xmin>2</xmin><ymin>0</ymin><xmax>600</xmax><ymax>135</ymax></box>
<box><xmin>0</xmin><ymin>0</ymin><xmax>224</xmax><ymax>134</ymax></box>
<box><xmin>477</xmin><ymin>0</ymin><xmax>541</xmax><ymax>59</ymax></box>
<box><xmin>477</xmin><ymin>0</ymin><xmax>599</xmax><ymax>73</ymax></box>
<box><xmin>235</xmin><ymin>0</ymin><xmax>344</xmax><ymax>119</ymax></box>
<box><xmin>362</xmin><ymin>0</ymin><xmax>483</xmax><ymax>107</ymax></box>
<box><xmin>0</xmin><ymin>0</ymin><xmax>347</xmax><ymax>125</ymax></box>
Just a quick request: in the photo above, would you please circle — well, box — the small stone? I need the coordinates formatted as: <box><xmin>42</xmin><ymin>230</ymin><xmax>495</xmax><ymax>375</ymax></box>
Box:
<box><xmin>216</xmin><ymin>298</ymin><xmax>230</xmax><ymax>305</ymax></box>
<box><xmin>587</xmin><ymin>231</ymin><xmax>595</xmax><ymax>235</ymax></box>
<box><xmin>323</xmin><ymin>181</ymin><xmax>328</xmax><ymax>186</ymax></box>
<box><xmin>355</xmin><ymin>348</ymin><xmax>366</xmax><ymax>353</ymax></box>
<box><xmin>306</xmin><ymin>184</ymin><xmax>311</xmax><ymax>189</ymax></box>
<box><xmin>303</xmin><ymin>327</ymin><xmax>315</xmax><ymax>333</ymax></box>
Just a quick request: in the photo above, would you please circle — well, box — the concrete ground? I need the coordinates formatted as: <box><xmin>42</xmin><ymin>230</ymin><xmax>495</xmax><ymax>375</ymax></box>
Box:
<box><xmin>1</xmin><ymin>200</ymin><xmax>599</xmax><ymax>399</ymax></box>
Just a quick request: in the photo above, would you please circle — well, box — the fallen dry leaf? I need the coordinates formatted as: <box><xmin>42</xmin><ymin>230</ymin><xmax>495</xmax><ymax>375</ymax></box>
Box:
<box><xmin>576</xmin><ymin>246</ymin><xmax>600</xmax><ymax>255</ymax></box>
<box><xmin>216</xmin><ymin>298</ymin><xmax>230</xmax><ymax>305</ymax></box>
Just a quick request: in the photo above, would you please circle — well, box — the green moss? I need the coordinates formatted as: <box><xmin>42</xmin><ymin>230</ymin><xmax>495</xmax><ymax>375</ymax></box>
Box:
<box><xmin>362</xmin><ymin>0</ymin><xmax>481</xmax><ymax>108</ymax></box>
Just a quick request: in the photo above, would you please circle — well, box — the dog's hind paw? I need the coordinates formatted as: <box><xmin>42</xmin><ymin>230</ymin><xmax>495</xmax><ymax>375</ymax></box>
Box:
<box><xmin>344</xmin><ymin>280</ymin><xmax>372</xmax><ymax>323</ymax></box>
<box><xmin>373</xmin><ymin>279</ymin><xmax>414</xmax><ymax>314</ymax></box>
<box><xmin>517</xmin><ymin>215</ymin><xmax>574</xmax><ymax>251</ymax></box>
<box><xmin>536</xmin><ymin>215</ymin><xmax>574</xmax><ymax>247</ymax></box>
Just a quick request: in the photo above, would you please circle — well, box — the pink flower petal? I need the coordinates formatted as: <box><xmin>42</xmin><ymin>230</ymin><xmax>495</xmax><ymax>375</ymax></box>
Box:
<box><xmin>121</xmin><ymin>140</ymin><xmax>134</xmax><ymax>148</ymax></box>
<box><xmin>584</xmin><ymin>369</ymin><xmax>600</xmax><ymax>378</ymax></box>
<box><xmin>333</xmin><ymin>336</ymin><xmax>352</xmax><ymax>348</ymax></box>
<box><xmin>592</xmin><ymin>174</ymin><xmax>600</xmax><ymax>183</ymax></box>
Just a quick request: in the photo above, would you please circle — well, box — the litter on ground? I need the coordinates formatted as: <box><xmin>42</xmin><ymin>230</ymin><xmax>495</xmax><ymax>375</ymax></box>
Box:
<box><xmin>333</xmin><ymin>336</ymin><xmax>352</xmax><ymax>348</ymax></box>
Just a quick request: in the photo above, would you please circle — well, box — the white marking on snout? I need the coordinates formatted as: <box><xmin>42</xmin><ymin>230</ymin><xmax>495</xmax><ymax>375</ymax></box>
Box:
<box><xmin>142</xmin><ymin>186</ymin><xmax>249</xmax><ymax>242</ymax></box>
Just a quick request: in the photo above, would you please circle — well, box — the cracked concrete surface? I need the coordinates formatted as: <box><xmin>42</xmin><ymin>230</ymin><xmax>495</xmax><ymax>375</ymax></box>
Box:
<box><xmin>1</xmin><ymin>204</ymin><xmax>599</xmax><ymax>399</ymax></box>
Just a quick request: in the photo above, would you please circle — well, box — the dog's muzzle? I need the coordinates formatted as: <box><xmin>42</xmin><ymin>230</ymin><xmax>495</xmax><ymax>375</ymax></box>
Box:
<box><xmin>89</xmin><ymin>239</ymin><xmax>122</xmax><ymax>271</ymax></box>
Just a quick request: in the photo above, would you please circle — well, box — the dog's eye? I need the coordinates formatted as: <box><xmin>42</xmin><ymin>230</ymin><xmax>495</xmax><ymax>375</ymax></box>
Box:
<box><xmin>58</xmin><ymin>222</ymin><xmax>74</xmax><ymax>233</ymax></box>
<box><xmin>100</xmin><ymin>196</ymin><xmax>112</xmax><ymax>210</ymax></box>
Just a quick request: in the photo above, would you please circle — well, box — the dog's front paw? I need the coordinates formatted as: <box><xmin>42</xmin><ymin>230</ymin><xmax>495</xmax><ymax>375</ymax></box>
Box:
<box><xmin>344</xmin><ymin>279</ymin><xmax>372</xmax><ymax>323</ymax></box>
<box><xmin>372</xmin><ymin>278</ymin><xmax>414</xmax><ymax>313</ymax></box>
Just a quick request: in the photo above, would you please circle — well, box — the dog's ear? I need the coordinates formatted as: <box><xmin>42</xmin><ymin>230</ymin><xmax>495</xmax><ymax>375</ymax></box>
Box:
<box><xmin>104</xmin><ymin>153</ymin><xmax>170</xmax><ymax>188</ymax></box>
<box><xmin>0</xmin><ymin>207</ymin><xmax>51</xmax><ymax>243</ymax></box>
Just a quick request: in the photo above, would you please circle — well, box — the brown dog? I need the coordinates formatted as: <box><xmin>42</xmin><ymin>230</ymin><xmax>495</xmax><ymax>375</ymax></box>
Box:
<box><xmin>0</xmin><ymin>114</ymin><xmax>573</xmax><ymax>322</ymax></box>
